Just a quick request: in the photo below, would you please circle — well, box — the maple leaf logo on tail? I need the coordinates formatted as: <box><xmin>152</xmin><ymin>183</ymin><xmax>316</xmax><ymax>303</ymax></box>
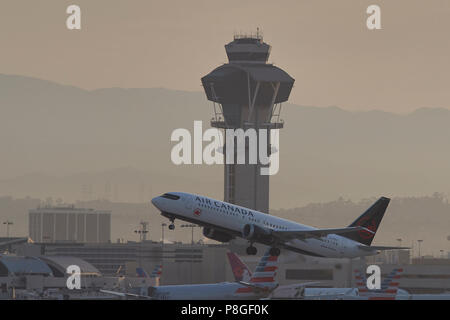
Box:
<box><xmin>356</xmin><ymin>217</ymin><xmax>377</xmax><ymax>239</ymax></box>
<box><xmin>343</xmin><ymin>197</ymin><xmax>390</xmax><ymax>246</ymax></box>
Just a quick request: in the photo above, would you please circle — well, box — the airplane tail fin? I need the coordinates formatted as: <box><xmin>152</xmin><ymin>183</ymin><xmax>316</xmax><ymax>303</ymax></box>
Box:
<box><xmin>344</xmin><ymin>197</ymin><xmax>390</xmax><ymax>246</ymax></box>
<box><xmin>149</xmin><ymin>265</ymin><xmax>163</xmax><ymax>279</ymax></box>
<box><xmin>354</xmin><ymin>268</ymin><xmax>403</xmax><ymax>298</ymax></box>
<box><xmin>249</xmin><ymin>249</ymin><xmax>278</xmax><ymax>285</ymax></box>
<box><xmin>235</xmin><ymin>249</ymin><xmax>279</xmax><ymax>295</ymax></box>
<box><xmin>136</xmin><ymin>267</ymin><xmax>149</xmax><ymax>278</ymax></box>
<box><xmin>381</xmin><ymin>268</ymin><xmax>403</xmax><ymax>295</ymax></box>
<box><xmin>354</xmin><ymin>269</ymin><xmax>368</xmax><ymax>294</ymax></box>
<box><xmin>227</xmin><ymin>251</ymin><xmax>252</xmax><ymax>282</ymax></box>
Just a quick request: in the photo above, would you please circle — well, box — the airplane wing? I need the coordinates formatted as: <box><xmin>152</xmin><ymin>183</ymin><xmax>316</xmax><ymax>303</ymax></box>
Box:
<box><xmin>99</xmin><ymin>289</ymin><xmax>154</xmax><ymax>300</ymax></box>
<box><xmin>237</xmin><ymin>281</ymin><xmax>274</xmax><ymax>292</ymax></box>
<box><xmin>239</xmin><ymin>281</ymin><xmax>320</xmax><ymax>293</ymax></box>
<box><xmin>358</xmin><ymin>245</ymin><xmax>410</xmax><ymax>251</ymax></box>
<box><xmin>272</xmin><ymin>226</ymin><xmax>373</xmax><ymax>241</ymax></box>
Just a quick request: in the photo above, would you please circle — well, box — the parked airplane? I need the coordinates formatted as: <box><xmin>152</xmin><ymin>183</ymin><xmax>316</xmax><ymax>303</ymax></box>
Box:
<box><xmin>226</xmin><ymin>253</ymin><xmax>406</xmax><ymax>300</ymax></box>
<box><xmin>226</xmin><ymin>251</ymin><xmax>252</xmax><ymax>282</ymax></box>
<box><xmin>353</xmin><ymin>268</ymin><xmax>406</xmax><ymax>300</ymax></box>
<box><xmin>355</xmin><ymin>268</ymin><xmax>450</xmax><ymax>300</ymax></box>
<box><xmin>139</xmin><ymin>265</ymin><xmax>162</xmax><ymax>279</ymax></box>
<box><xmin>101</xmin><ymin>249</ymin><xmax>292</xmax><ymax>300</ymax></box>
<box><xmin>152</xmin><ymin>192</ymin><xmax>407</xmax><ymax>258</ymax></box>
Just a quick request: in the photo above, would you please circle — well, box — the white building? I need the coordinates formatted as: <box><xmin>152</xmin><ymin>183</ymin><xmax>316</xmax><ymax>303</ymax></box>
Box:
<box><xmin>29</xmin><ymin>206</ymin><xmax>111</xmax><ymax>243</ymax></box>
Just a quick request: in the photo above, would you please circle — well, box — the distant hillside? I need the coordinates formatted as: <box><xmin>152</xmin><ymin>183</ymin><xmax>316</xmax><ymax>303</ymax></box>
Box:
<box><xmin>1</xmin><ymin>74</ymin><xmax>450</xmax><ymax>209</ymax></box>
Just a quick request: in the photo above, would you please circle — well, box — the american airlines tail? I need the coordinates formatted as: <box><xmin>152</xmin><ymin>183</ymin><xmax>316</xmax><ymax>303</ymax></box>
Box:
<box><xmin>354</xmin><ymin>268</ymin><xmax>403</xmax><ymax>300</ymax></box>
<box><xmin>250</xmin><ymin>251</ymin><xmax>278</xmax><ymax>284</ymax></box>
<box><xmin>235</xmin><ymin>249</ymin><xmax>279</xmax><ymax>295</ymax></box>
<box><xmin>150</xmin><ymin>265</ymin><xmax>163</xmax><ymax>278</ymax></box>
<box><xmin>136</xmin><ymin>265</ymin><xmax>162</xmax><ymax>280</ymax></box>
<box><xmin>136</xmin><ymin>267</ymin><xmax>149</xmax><ymax>278</ymax></box>
<box><xmin>227</xmin><ymin>251</ymin><xmax>252</xmax><ymax>282</ymax></box>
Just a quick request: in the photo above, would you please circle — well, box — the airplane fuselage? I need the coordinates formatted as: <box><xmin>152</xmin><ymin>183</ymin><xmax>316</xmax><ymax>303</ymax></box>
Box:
<box><xmin>149</xmin><ymin>282</ymin><xmax>271</xmax><ymax>300</ymax></box>
<box><xmin>152</xmin><ymin>192</ymin><xmax>377</xmax><ymax>259</ymax></box>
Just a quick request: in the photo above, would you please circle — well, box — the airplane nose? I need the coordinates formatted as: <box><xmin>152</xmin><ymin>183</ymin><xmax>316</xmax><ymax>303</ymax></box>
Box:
<box><xmin>151</xmin><ymin>196</ymin><xmax>161</xmax><ymax>209</ymax></box>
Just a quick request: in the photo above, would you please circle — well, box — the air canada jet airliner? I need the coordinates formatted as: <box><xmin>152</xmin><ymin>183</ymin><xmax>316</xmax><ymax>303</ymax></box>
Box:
<box><xmin>152</xmin><ymin>192</ymin><xmax>408</xmax><ymax>258</ymax></box>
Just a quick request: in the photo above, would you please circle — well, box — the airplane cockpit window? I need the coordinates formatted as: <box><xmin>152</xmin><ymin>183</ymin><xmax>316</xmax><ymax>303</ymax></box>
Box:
<box><xmin>161</xmin><ymin>193</ymin><xmax>180</xmax><ymax>200</ymax></box>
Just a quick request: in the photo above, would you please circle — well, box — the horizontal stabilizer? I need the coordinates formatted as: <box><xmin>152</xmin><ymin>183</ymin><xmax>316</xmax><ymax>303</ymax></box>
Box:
<box><xmin>358</xmin><ymin>245</ymin><xmax>410</xmax><ymax>251</ymax></box>
<box><xmin>273</xmin><ymin>226</ymin><xmax>373</xmax><ymax>241</ymax></box>
<box><xmin>99</xmin><ymin>289</ymin><xmax>154</xmax><ymax>299</ymax></box>
<box><xmin>237</xmin><ymin>281</ymin><xmax>275</xmax><ymax>293</ymax></box>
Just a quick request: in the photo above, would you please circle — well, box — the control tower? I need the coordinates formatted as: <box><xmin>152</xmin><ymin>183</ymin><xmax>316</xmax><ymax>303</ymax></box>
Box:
<box><xmin>201</xmin><ymin>32</ymin><xmax>294</xmax><ymax>213</ymax></box>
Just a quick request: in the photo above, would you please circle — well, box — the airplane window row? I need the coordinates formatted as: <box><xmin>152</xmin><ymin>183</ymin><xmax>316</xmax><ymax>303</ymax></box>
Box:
<box><xmin>263</xmin><ymin>220</ymin><xmax>288</xmax><ymax>230</ymax></box>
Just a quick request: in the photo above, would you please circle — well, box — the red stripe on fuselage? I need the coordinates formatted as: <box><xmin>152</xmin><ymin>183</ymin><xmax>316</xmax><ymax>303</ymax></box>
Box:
<box><xmin>235</xmin><ymin>287</ymin><xmax>253</xmax><ymax>293</ymax></box>
<box><xmin>263</xmin><ymin>266</ymin><xmax>277</xmax><ymax>272</ymax></box>
<box><xmin>250</xmin><ymin>277</ymin><xmax>274</xmax><ymax>283</ymax></box>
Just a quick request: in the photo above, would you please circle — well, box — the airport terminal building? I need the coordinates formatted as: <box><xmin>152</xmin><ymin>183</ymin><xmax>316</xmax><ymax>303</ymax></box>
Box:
<box><xmin>29</xmin><ymin>206</ymin><xmax>111</xmax><ymax>243</ymax></box>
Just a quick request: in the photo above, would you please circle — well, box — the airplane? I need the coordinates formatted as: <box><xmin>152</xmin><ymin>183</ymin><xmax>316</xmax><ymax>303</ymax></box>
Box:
<box><xmin>151</xmin><ymin>192</ymin><xmax>408</xmax><ymax>258</ymax></box>
<box><xmin>355</xmin><ymin>268</ymin><xmax>450</xmax><ymax>300</ymax></box>
<box><xmin>101</xmin><ymin>249</ymin><xmax>287</xmax><ymax>300</ymax></box>
<box><xmin>353</xmin><ymin>268</ymin><xmax>407</xmax><ymax>300</ymax></box>
<box><xmin>226</xmin><ymin>251</ymin><xmax>252</xmax><ymax>282</ymax></box>
<box><xmin>226</xmin><ymin>252</ymin><xmax>407</xmax><ymax>300</ymax></box>
<box><xmin>136</xmin><ymin>265</ymin><xmax>162</xmax><ymax>279</ymax></box>
<box><xmin>149</xmin><ymin>265</ymin><xmax>163</xmax><ymax>278</ymax></box>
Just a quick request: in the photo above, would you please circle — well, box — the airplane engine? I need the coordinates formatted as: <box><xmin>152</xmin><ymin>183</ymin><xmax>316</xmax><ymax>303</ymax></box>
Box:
<box><xmin>203</xmin><ymin>227</ymin><xmax>233</xmax><ymax>243</ymax></box>
<box><xmin>242</xmin><ymin>224</ymin><xmax>274</xmax><ymax>244</ymax></box>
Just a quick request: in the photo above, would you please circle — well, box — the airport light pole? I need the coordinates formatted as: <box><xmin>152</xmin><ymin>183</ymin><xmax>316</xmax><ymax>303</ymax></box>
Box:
<box><xmin>134</xmin><ymin>221</ymin><xmax>149</xmax><ymax>242</ymax></box>
<box><xmin>3</xmin><ymin>221</ymin><xmax>13</xmax><ymax>237</ymax></box>
<box><xmin>395</xmin><ymin>238</ymin><xmax>403</xmax><ymax>264</ymax></box>
<box><xmin>161</xmin><ymin>223</ymin><xmax>167</xmax><ymax>244</ymax></box>
<box><xmin>180</xmin><ymin>224</ymin><xmax>200</xmax><ymax>245</ymax></box>
<box><xmin>417</xmin><ymin>239</ymin><xmax>423</xmax><ymax>259</ymax></box>
<box><xmin>161</xmin><ymin>222</ymin><xmax>167</xmax><ymax>283</ymax></box>
<box><xmin>134</xmin><ymin>222</ymin><xmax>149</xmax><ymax>268</ymax></box>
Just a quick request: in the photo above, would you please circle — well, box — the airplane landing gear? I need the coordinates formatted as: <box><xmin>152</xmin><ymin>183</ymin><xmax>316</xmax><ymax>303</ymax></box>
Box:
<box><xmin>168</xmin><ymin>218</ymin><xmax>175</xmax><ymax>230</ymax></box>
<box><xmin>246</xmin><ymin>245</ymin><xmax>257</xmax><ymax>255</ymax></box>
<box><xmin>269</xmin><ymin>247</ymin><xmax>281</xmax><ymax>256</ymax></box>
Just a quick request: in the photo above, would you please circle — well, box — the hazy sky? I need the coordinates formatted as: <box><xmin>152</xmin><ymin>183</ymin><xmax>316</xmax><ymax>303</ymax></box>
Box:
<box><xmin>1</xmin><ymin>0</ymin><xmax>450</xmax><ymax>112</ymax></box>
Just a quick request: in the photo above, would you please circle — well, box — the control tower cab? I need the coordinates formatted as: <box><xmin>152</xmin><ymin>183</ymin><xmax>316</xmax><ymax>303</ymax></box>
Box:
<box><xmin>225</xmin><ymin>34</ymin><xmax>271</xmax><ymax>64</ymax></box>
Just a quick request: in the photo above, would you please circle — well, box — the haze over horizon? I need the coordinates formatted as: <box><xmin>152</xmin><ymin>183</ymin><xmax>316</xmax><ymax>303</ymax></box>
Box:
<box><xmin>2</xmin><ymin>0</ymin><xmax>450</xmax><ymax>112</ymax></box>
<box><xmin>2</xmin><ymin>73</ymin><xmax>450</xmax><ymax>211</ymax></box>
